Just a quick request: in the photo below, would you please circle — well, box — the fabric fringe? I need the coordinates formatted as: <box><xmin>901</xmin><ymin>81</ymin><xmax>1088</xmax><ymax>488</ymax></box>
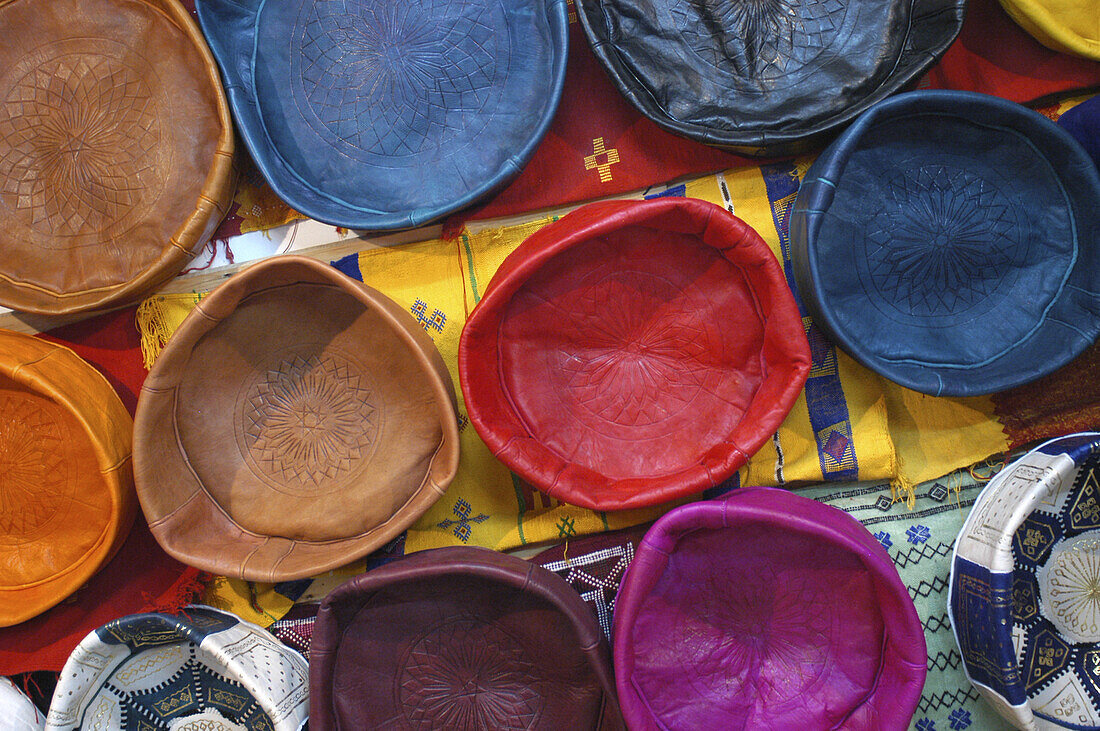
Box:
<box><xmin>136</xmin><ymin>293</ymin><xmax>203</xmax><ymax>370</ymax></box>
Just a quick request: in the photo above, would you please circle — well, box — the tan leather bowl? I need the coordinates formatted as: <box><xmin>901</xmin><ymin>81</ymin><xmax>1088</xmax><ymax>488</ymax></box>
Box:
<box><xmin>134</xmin><ymin>255</ymin><xmax>460</xmax><ymax>582</ymax></box>
<box><xmin>0</xmin><ymin>0</ymin><xmax>235</xmax><ymax>315</ymax></box>
<box><xmin>0</xmin><ymin>330</ymin><xmax>135</xmax><ymax>627</ymax></box>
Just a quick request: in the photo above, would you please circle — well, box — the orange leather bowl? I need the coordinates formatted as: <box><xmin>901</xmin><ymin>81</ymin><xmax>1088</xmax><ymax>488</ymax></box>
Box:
<box><xmin>134</xmin><ymin>256</ymin><xmax>460</xmax><ymax>582</ymax></box>
<box><xmin>459</xmin><ymin>198</ymin><xmax>810</xmax><ymax>511</ymax></box>
<box><xmin>0</xmin><ymin>0</ymin><xmax>235</xmax><ymax>315</ymax></box>
<box><xmin>0</xmin><ymin>329</ymin><xmax>135</xmax><ymax>626</ymax></box>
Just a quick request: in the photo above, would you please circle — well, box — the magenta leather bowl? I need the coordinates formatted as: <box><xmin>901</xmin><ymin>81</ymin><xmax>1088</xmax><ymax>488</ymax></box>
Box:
<box><xmin>613</xmin><ymin>487</ymin><xmax>927</xmax><ymax>730</ymax></box>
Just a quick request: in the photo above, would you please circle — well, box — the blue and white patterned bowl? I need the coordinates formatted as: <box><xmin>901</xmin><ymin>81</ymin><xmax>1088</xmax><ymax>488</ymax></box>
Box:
<box><xmin>950</xmin><ymin>432</ymin><xmax>1100</xmax><ymax>729</ymax></box>
<box><xmin>45</xmin><ymin>606</ymin><xmax>308</xmax><ymax>731</ymax></box>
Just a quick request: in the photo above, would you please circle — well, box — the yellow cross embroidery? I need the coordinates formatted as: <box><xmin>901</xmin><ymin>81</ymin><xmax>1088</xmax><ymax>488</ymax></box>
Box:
<box><xmin>567</xmin><ymin>0</ymin><xmax>577</xmax><ymax>22</ymax></box>
<box><xmin>584</xmin><ymin>137</ymin><xmax>620</xmax><ymax>182</ymax></box>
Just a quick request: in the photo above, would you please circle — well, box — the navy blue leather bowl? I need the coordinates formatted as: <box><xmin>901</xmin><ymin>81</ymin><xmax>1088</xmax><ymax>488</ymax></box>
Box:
<box><xmin>791</xmin><ymin>91</ymin><xmax>1100</xmax><ymax>397</ymax></box>
<box><xmin>575</xmin><ymin>0</ymin><xmax>963</xmax><ymax>157</ymax></box>
<box><xmin>197</xmin><ymin>0</ymin><xmax>568</xmax><ymax>230</ymax></box>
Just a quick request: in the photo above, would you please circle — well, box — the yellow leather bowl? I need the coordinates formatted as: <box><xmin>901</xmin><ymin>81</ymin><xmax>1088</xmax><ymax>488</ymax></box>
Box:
<box><xmin>999</xmin><ymin>0</ymin><xmax>1100</xmax><ymax>59</ymax></box>
<box><xmin>0</xmin><ymin>329</ymin><xmax>135</xmax><ymax>626</ymax></box>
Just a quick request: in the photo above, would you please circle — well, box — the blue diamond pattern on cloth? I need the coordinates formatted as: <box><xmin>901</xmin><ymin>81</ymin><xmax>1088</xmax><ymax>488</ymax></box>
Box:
<box><xmin>929</xmin><ymin>483</ymin><xmax>949</xmax><ymax>502</ymax></box>
<box><xmin>875</xmin><ymin>494</ymin><xmax>893</xmax><ymax>512</ymax></box>
<box><xmin>436</xmin><ymin>498</ymin><xmax>489</xmax><ymax>543</ymax></box>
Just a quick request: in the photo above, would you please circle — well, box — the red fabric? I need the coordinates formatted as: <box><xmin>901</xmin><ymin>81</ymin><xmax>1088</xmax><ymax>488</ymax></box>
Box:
<box><xmin>0</xmin><ymin>308</ymin><xmax>203</xmax><ymax>675</ymax></box>
<box><xmin>921</xmin><ymin>0</ymin><xmax>1100</xmax><ymax>103</ymax></box>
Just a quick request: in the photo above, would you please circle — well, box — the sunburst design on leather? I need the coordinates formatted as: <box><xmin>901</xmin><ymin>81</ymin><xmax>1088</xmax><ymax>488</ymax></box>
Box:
<box><xmin>241</xmin><ymin>353</ymin><xmax>378</xmax><ymax>492</ymax></box>
<box><xmin>549</xmin><ymin>270</ymin><xmax>715</xmax><ymax>430</ymax></box>
<box><xmin>399</xmin><ymin>620</ymin><xmax>542</xmax><ymax>729</ymax></box>
<box><xmin>1039</xmin><ymin>531</ymin><xmax>1100</xmax><ymax>644</ymax></box>
<box><xmin>0</xmin><ymin>52</ymin><xmax>161</xmax><ymax>238</ymax></box>
<box><xmin>296</xmin><ymin>0</ymin><xmax>500</xmax><ymax>157</ymax></box>
<box><xmin>865</xmin><ymin>165</ymin><xmax>1022</xmax><ymax>318</ymax></box>
<box><xmin>702</xmin><ymin>569</ymin><xmax>831</xmax><ymax>703</ymax></box>
<box><xmin>673</xmin><ymin>0</ymin><xmax>845</xmax><ymax>80</ymax></box>
<box><xmin>0</xmin><ymin>391</ymin><xmax>70</xmax><ymax>544</ymax></box>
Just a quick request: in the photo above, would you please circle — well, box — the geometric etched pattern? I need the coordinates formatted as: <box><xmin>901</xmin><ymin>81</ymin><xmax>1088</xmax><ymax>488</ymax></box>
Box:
<box><xmin>0</xmin><ymin>391</ymin><xmax>71</xmax><ymax>544</ymax></box>
<box><xmin>103</xmin><ymin>644</ymin><xmax>269</xmax><ymax>730</ymax></box>
<box><xmin>865</xmin><ymin>165</ymin><xmax>1023</xmax><ymax>318</ymax></box>
<box><xmin>1039</xmin><ymin>531</ymin><xmax>1100</xmax><ymax>644</ymax></box>
<box><xmin>672</xmin><ymin>0</ymin><xmax>846</xmax><ymax>81</ymax></box>
<box><xmin>241</xmin><ymin>353</ymin><xmax>377</xmax><ymax>491</ymax></box>
<box><xmin>0</xmin><ymin>52</ymin><xmax>161</xmax><ymax>238</ymax></box>
<box><xmin>684</xmin><ymin>567</ymin><xmax>832</xmax><ymax>705</ymax></box>
<box><xmin>549</xmin><ymin>270</ymin><xmax>717</xmax><ymax>430</ymax></box>
<box><xmin>399</xmin><ymin>619</ymin><xmax>542</xmax><ymax>730</ymax></box>
<box><xmin>295</xmin><ymin>0</ymin><xmax>501</xmax><ymax>158</ymax></box>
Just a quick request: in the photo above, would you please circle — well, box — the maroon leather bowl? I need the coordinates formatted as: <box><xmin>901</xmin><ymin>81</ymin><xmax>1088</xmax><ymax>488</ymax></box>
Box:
<box><xmin>459</xmin><ymin>198</ymin><xmax>810</xmax><ymax>511</ymax></box>
<box><xmin>309</xmin><ymin>546</ymin><xmax>624</xmax><ymax>730</ymax></box>
<box><xmin>614</xmin><ymin>488</ymin><xmax>926</xmax><ymax>730</ymax></box>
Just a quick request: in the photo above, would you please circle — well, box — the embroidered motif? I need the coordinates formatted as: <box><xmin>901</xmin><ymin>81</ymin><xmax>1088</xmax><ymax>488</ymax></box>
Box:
<box><xmin>556</xmin><ymin>516</ymin><xmax>576</xmax><ymax>538</ymax></box>
<box><xmin>410</xmin><ymin>298</ymin><xmax>446</xmax><ymax>333</ymax></box>
<box><xmin>542</xmin><ymin>542</ymin><xmax>636</xmax><ymax>638</ymax></box>
<box><xmin>929</xmin><ymin>483</ymin><xmax>950</xmax><ymax>502</ymax></box>
<box><xmin>437</xmin><ymin>498</ymin><xmax>489</xmax><ymax>543</ymax></box>
<box><xmin>907</xmin><ymin>525</ymin><xmax>932</xmax><ymax>545</ymax></box>
<box><xmin>915</xmin><ymin>719</ymin><xmax>935</xmax><ymax>731</ymax></box>
<box><xmin>873</xmin><ymin>531</ymin><xmax>892</xmax><ymax>550</ymax></box>
<box><xmin>762</xmin><ymin>161</ymin><xmax>858</xmax><ymax>482</ymax></box>
<box><xmin>947</xmin><ymin>708</ymin><xmax>972</xmax><ymax>729</ymax></box>
<box><xmin>583</xmin><ymin>137</ymin><xmax>619</xmax><ymax>182</ymax></box>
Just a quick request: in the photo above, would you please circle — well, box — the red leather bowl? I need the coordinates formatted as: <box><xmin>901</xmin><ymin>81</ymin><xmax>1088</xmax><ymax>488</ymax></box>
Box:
<box><xmin>460</xmin><ymin>198</ymin><xmax>809</xmax><ymax>510</ymax></box>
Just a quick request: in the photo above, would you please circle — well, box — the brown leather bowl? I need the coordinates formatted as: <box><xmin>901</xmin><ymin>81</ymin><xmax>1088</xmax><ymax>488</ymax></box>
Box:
<box><xmin>134</xmin><ymin>255</ymin><xmax>460</xmax><ymax>582</ymax></box>
<box><xmin>0</xmin><ymin>329</ymin><xmax>135</xmax><ymax>627</ymax></box>
<box><xmin>0</xmin><ymin>0</ymin><xmax>235</xmax><ymax>315</ymax></box>
<box><xmin>310</xmin><ymin>546</ymin><xmax>624</xmax><ymax>730</ymax></box>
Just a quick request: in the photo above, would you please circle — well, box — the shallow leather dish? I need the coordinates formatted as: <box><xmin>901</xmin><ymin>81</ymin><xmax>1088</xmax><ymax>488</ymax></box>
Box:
<box><xmin>615</xmin><ymin>488</ymin><xmax>927</xmax><ymax>730</ymax></box>
<box><xmin>0</xmin><ymin>329</ymin><xmax>135</xmax><ymax>627</ymax></box>
<box><xmin>196</xmin><ymin>0</ymin><xmax>567</xmax><ymax>230</ymax></box>
<box><xmin>791</xmin><ymin>91</ymin><xmax>1100</xmax><ymax>397</ymax></box>
<box><xmin>998</xmin><ymin>0</ymin><xmax>1100</xmax><ymax>59</ymax></box>
<box><xmin>134</xmin><ymin>255</ymin><xmax>460</xmax><ymax>582</ymax></box>
<box><xmin>310</xmin><ymin>546</ymin><xmax>623</xmax><ymax>730</ymax></box>
<box><xmin>574</xmin><ymin>0</ymin><xmax>963</xmax><ymax>156</ymax></box>
<box><xmin>0</xmin><ymin>0</ymin><xmax>235</xmax><ymax>315</ymax></box>
<box><xmin>950</xmin><ymin>433</ymin><xmax>1100</xmax><ymax>730</ymax></box>
<box><xmin>45</xmin><ymin>607</ymin><xmax>309</xmax><ymax>730</ymax></box>
<box><xmin>459</xmin><ymin>198</ymin><xmax>810</xmax><ymax>511</ymax></box>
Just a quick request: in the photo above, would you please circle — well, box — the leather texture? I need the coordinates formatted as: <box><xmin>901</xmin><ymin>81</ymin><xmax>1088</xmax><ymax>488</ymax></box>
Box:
<box><xmin>459</xmin><ymin>198</ymin><xmax>810</xmax><ymax>511</ymax></box>
<box><xmin>790</xmin><ymin>90</ymin><xmax>1100</xmax><ymax>397</ymax></box>
<box><xmin>45</xmin><ymin>606</ymin><xmax>309</xmax><ymax>730</ymax></box>
<box><xmin>133</xmin><ymin>255</ymin><xmax>461</xmax><ymax>582</ymax></box>
<box><xmin>0</xmin><ymin>0</ymin><xmax>235</xmax><ymax>315</ymax></box>
<box><xmin>575</xmin><ymin>0</ymin><xmax>964</xmax><ymax>157</ymax></box>
<box><xmin>0</xmin><ymin>329</ymin><xmax>135</xmax><ymax>627</ymax></box>
<box><xmin>614</xmin><ymin>488</ymin><xmax>927</xmax><ymax>730</ymax></box>
<box><xmin>998</xmin><ymin>0</ymin><xmax>1100</xmax><ymax>59</ymax></box>
<box><xmin>196</xmin><ymin>0</ymin><xmax>568</xmax><ymax>231</ymax></box>
<box><xmin>309</xmin><ymin>546</ymin><xmax>624</xmax><ymax>730</ymax></box>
